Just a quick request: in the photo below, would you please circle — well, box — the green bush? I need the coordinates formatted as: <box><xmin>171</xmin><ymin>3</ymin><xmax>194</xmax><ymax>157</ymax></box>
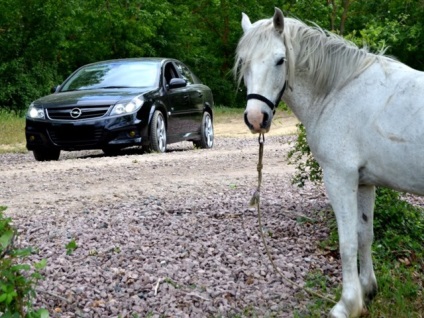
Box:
<box><xmin>0</xmin><ymin>206</ymin><xmax>48</xmax><ymax>318</ymax></box>
<box><xmin>287</xmin><ymin>123</ymin><xmax>323</xmax><ymax>187</ymax></box>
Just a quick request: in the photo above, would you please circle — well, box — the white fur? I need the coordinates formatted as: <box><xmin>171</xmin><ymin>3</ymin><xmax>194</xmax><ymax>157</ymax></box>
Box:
<box><xmin>235</xmin><ymin>7</ymin><xmax>424</xmax><ymax>318</ymax></box>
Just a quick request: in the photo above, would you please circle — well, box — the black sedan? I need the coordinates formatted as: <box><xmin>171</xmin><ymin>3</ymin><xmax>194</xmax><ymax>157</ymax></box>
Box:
<box><xmin>25</xmin><ymin>58</ymin><xmax>214</xmax><ymax>161</ymax></box>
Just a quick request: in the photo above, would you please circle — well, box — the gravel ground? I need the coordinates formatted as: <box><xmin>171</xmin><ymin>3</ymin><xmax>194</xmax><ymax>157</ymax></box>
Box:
<box><xmin>1</xmin><ymin>136</ymin><xmax>343</xmax><ymax>317</ymax></box>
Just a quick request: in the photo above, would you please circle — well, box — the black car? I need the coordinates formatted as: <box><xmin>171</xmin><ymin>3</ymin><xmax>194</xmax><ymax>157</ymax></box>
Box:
<box><xmin>25</xmin><ymin>58</ymin><xmax>214</xmax><ymax>161</ymax></box>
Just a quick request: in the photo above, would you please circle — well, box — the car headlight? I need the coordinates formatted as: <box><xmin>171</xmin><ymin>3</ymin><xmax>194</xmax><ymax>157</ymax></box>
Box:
<box><xmin>111</xmin><ymin>98</ymin><xmax>144</xmax><ymax>116</ymax></box>
<box><xmin>27</xmin><ymin>104</ymin><xmax>45</xmax><ymax>119</ymax></box>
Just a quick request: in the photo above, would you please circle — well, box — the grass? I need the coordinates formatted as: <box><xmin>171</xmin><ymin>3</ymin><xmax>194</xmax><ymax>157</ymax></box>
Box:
<box><xmin>213</xmin><ymin>105</ymin><xmax>244</xmax><ymax>121</ymax></box>
<box><xmin>296</xmin><ymin>262</ymin><xmax>423</xmax><ymax>318</ymax></box>
<box><xmin>0</xmin><ymin>109</ymin><xmax>26</xmax><ymax>153</ymax></box>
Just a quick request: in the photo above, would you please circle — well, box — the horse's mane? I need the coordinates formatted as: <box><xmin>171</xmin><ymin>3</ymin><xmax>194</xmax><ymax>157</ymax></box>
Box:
<box><xmin>234</xmin><ymin>17</ymin><xmax>388</xmax><ymax>97</ymax></box>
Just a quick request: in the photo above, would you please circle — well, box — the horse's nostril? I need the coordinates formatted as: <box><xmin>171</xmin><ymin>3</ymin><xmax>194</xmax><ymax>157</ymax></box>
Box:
<box><xmin>244</xmin><ymin>112</ymin><xmax>254</xmax><ymax>130</ymax></box>
<box><xmin>260</xmin><ymin>111</ymin><xmax>270</xmax><ymax>128</ymax></box>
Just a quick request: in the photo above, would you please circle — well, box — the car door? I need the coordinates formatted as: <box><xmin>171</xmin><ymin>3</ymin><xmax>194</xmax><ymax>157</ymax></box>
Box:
<box><xmin>162</xmin><ymin>62</ymin><xmax>193</xmax><ymax>142</ymax></box>
<box><xmin>174</xmin><ymin>62</ymin><xmax>204</xmax><ymax>132</ymax></box>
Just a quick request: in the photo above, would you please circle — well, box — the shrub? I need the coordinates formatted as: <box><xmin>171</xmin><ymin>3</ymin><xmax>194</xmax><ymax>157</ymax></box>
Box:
<box><xmin>0</xmin><ymin>206</ymin><xmax>48</xmax><ymax>318</ymax></box>
<box><xmin>287</xmin><ymin>123</ymin><xmax>322</xmax><ymax>187</ymax></box>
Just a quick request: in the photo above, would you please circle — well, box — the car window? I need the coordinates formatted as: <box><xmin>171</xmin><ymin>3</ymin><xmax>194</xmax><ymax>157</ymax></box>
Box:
<box><xmin>61</xmin><ymin>61</ymin><xmax>160</xmax><ymax>91</ymax></box>
<box><xmin>163</xmin><ymin>62</ymin><xmax>179</xmax><ymax>87</ymax></box>
<box><xmin>174</xmin><ymin>62</ymin><xmax>197</xmax><ymax>85</ymax></box>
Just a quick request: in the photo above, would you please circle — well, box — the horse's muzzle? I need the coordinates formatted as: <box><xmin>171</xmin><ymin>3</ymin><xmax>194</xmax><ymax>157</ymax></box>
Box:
<box><xmin>244</xmin><ymin>111</ymin><xmax>271</xmax><ymax>133</ymax></box>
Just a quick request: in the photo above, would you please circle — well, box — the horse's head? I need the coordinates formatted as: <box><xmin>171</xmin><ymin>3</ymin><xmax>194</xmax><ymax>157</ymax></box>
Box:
<box><xmin>235</xmin><ymin>8</ymin><xmax>288</xmax><ymax>134</ymax></box>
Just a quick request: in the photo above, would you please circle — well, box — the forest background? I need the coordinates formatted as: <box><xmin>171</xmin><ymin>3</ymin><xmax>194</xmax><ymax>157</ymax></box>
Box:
<box><xmin>0</xmin><ymin>0</ymin><xmax>423</xmax><ymax>112</ymax></box>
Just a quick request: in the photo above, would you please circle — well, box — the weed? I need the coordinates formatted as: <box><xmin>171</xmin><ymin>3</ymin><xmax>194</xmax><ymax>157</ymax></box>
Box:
<box><xmin>0</xmin><ymin>206</ymin><xmax>48</xmax><ymax>317</ymax></box>
<box><xmin>65</xmin><ymin>238</ymin><xmax>78</xmax><ymax>255</ymax></box>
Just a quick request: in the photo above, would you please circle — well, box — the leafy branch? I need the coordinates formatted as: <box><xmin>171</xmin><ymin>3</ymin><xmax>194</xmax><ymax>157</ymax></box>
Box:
<box><xmin>0</xmin><ymin>206</ymin><xmax>49</xmax><ymax>318</ymax></box>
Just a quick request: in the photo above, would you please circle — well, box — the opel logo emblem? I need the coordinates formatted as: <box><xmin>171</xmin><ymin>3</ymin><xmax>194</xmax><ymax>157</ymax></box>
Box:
<box><xmin>70</xmin><ymin>108</ymin><xmax>82</xmax><ymax>119</ymax></box>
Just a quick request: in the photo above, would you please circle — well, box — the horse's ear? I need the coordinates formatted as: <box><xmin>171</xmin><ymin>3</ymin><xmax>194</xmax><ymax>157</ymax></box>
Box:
<box><xmin>241</xmin><ymin>12</ymin><xmax>252</xmax><ymax>33</ymax></box>
<box><xmin>273</xmin><ymin>7</ymin><xmax>284</xmax><ymax>34</ymax></box>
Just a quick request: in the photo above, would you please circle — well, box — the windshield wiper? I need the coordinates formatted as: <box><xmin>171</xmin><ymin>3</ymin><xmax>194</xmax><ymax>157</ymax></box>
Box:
<box><xmin>97</xmin><ymin>86</ymin><xmax>134</xmax><ymax>89</ymax></box>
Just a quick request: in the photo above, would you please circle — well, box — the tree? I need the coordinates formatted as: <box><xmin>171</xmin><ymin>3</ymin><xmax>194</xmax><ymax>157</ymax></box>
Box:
<box><xmin>1</xmin><ymin>0</ymin><xmax>424</xmax><ymax>111</ymax></box>
<box><xmin>0</xmin><ymin>0</ymin><xmax>68</xmax><ymax>111</ymax></box>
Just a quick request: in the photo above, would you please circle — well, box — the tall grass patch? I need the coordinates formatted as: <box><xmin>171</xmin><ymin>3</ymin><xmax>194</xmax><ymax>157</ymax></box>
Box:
<box><xmin>213</xmin><ymin>105</ymin><xmax>244</xmax><ymax>119</ymax></box>
<box><xmin>0</xmin><ymin>109</ymin><xmax>26</xmax><ymax>153</ymax></box>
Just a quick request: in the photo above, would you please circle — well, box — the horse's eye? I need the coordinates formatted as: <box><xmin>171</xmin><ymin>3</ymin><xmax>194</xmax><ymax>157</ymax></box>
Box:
<box><xmin>276</xmin><ymin>57</ymin><xmax>285</xmax><ymax>66</ymax></box>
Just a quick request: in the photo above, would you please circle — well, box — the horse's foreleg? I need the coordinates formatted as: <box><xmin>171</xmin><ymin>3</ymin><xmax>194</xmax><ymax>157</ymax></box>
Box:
<box><xmin>357</xmin><ymin>185</ymin><xmax>378</xmax><ymax>305</ymax></box>
<box><xmin>324</xmin><ymin>170</ymin><xmax>363</xmax><ymax>318</ymax></box>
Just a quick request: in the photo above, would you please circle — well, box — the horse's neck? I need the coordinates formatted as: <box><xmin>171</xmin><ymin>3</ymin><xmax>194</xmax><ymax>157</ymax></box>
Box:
<box><xmin>283</xmin><ymin>71</ymin><xmax>325</xmax><ymax>129</ymax></box>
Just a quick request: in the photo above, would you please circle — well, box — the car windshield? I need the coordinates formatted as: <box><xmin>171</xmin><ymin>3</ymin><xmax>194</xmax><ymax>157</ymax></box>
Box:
<box><xmin>61</xmin><ymin>61</ymin><xmax>160</xmax><ymax>91</ymax></box>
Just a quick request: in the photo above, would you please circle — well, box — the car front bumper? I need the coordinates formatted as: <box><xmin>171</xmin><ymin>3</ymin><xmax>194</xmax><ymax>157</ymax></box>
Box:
<box><xmin>26</xmin><ymin>114</ymin><xmax>148</xmax><ymax>151</ymax></box>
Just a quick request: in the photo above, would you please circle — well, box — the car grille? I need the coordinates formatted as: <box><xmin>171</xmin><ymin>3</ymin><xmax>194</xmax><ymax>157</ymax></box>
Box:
<box><xmin>48</xmin><ymin>126</ymin><xmax>104</xmax><ymax>147</ymax></box>
<box><xmin>47</xmin><ymin>105</ymin><xmax>111</xmax><ymax>120</ymax></box>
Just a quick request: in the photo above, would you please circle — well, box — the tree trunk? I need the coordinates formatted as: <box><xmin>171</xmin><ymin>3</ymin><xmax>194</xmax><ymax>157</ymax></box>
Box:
<box><xmin>340</xmin><ymin>0</ymin><xmax>351</xmax><ymax>35</ymax></box>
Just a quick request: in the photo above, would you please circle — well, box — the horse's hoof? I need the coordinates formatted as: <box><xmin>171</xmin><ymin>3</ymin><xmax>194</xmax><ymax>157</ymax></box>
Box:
<box><xmin>330</xmin><ymin>300</ymin><xmax>365</xmax><ymax>318</ymax></box>
<box><xmin>329</xmin><ymin>303</ymin><xmax>349</xmax><ymax>318</ymax></box>
<box><xmin>364</xmin><ymin>283</ymin><xmax>378</xmax><ymax>306</ymax></box>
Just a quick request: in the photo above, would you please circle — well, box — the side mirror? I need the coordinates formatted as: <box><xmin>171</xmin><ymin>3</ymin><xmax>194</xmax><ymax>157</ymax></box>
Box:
<box><xmin>168</xmin><ymin>78</ymin><xmax>187</xmax><ymax>89</ymax></box>
<box><xmin>51</xmin><ymin>85</ymin><xmax>60</xmax><ymax>93</ymax></box>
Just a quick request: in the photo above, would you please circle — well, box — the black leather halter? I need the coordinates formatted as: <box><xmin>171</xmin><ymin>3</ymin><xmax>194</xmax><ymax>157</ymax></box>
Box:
<box><xmin>246</xmin><ymin>80</ymin><xmax>287</xmax><ymax>114</ymax></box>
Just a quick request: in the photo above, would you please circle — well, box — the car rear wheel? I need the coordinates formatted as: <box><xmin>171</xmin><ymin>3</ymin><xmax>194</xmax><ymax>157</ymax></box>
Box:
<box><xmin>193</xmin><ymin>112</ymin><xmax>214</xmax><ymax>149</ymax></box>
<box><xmin>32</xmin><ymin>148</ymin><xmax>61</xmax><ymax>161</ymax></box>
<box><xmin>148</xmin><ymin>110</ymin><xmax>167</xmax><ymax>153</ymax></box>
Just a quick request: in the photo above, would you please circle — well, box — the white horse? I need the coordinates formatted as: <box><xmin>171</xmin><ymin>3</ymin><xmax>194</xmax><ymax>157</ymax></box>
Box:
<box><xmin>234</xmin><ymin>7</ymin><xmax>424</xmax><ymax>318</ymax></box>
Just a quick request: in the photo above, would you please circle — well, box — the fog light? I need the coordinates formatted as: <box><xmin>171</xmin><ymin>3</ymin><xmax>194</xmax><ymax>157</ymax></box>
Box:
<box><xmin>128</xmin><ymin>130</ymin><xmax>136</xmax><ymax>138</ymax></box>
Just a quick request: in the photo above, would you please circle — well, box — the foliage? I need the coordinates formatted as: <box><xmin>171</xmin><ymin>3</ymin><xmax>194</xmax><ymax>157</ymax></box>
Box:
<box><xmin>65</xmin><ymin>239</ymin><xmax>78</xmax><ymax>256</ymax></box>
<box><xmin>287</xmin><ymin>123</ymin><xmax>322</xmax><ymax>187</ymax></box>
<box><xmin>1</xmin><ymin>0</ymin><xmax>424</xmax><ymax>111</ymax></box>
<box><xmin>373</xmin><ymin>188</ymin><xmax>424</xmax><ymax>261</ymax></box>
<box><xmin>347</xmin><ymin>0</ymin><xmax>424</xmax><ymax>70</ymax></box>
<box><xmin>0</xmin><ymin>206</ymin><xmax>48</xmax><ymax>318</ymax></box>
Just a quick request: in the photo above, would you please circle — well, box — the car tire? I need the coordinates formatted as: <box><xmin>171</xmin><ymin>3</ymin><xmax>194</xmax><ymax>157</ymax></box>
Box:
<box><xmin>148</xmin><ymin>110</ymin><xmax>167</xmax><ymax>153</ymax></box>
<box><xmin>193</xmin><ymin>111</ymin><xmax>214</xmax><ymax>149</ymax></box>
<box><xmin>32</xmin><ymin>148</ymin><xmax>61</xmax><ymax>161</ymax></box>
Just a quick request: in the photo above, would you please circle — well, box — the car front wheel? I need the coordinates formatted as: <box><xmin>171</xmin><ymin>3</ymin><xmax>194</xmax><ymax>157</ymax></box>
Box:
<box><xmin>32</xmin><ymin>148</ymin><xmax>61</xmax><ymax>161</ymax></box>
<box><xmin>148</xmin><ymin>110</ymin><xmax>167</xmax><ymax>153</ymax></box>
<box><xmin>194</xmin><ymin>111</ymin><xmax>214</xmax><ymax>149</ymax></box>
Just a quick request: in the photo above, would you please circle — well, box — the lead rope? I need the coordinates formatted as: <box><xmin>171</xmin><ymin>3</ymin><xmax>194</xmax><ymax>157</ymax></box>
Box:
<box><xmin>250</xmin><ymin>133</ymin><xmax>336</xmax><ymax>304</ymax></box>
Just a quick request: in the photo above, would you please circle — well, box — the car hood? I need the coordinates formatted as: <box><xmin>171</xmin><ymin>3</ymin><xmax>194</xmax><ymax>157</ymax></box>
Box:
<box><xmin>34</xmin><ymin>88</ymin><xmax>155</xmax><ymax>107</ymax></box>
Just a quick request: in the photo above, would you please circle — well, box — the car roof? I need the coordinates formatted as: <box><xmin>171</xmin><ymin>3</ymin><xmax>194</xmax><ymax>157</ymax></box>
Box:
<box><xmin>83</xmin><ymin>58</ymin><xmax>178</xmax><ymax>67</ymax></box>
